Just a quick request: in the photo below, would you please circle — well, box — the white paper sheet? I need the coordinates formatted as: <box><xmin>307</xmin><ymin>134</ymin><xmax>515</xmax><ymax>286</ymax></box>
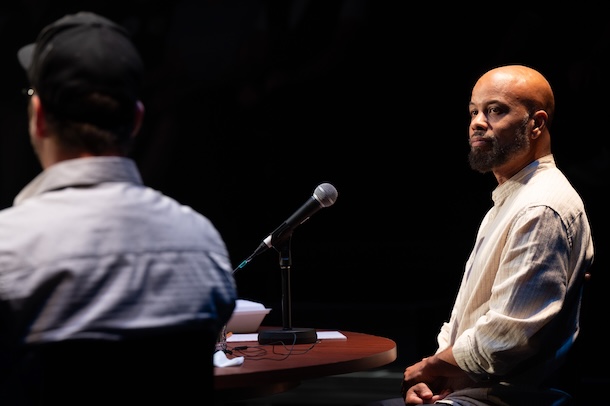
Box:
<box><xmin>226</xmin><ymin>330</ymin><xmax>347</xmax><ymax>342</ymax></box>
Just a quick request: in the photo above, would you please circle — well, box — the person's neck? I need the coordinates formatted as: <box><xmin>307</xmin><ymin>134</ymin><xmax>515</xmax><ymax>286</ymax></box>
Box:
<box><xmin>40</xmin><ymin>146</ymin><xmax>123</xmax><ymax>170</ymax></box>
<box><xmin>492</xmin><ymin>152</ymin><xmax>545</xmax><ymax>185</ymax></box>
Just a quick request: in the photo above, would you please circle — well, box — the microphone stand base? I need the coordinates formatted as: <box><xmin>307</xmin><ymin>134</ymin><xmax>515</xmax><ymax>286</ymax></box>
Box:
<box><xmin>258</xmin><ymin>328</ymin><xmax>317</xmax><ymax>345</ymax></box>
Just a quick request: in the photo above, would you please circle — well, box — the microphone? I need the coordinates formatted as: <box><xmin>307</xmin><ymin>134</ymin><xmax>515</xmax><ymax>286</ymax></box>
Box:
<box><xmin>236</xmin><ymin>183</ymin><xmax>338</xmax><ymax>270</ymax></box>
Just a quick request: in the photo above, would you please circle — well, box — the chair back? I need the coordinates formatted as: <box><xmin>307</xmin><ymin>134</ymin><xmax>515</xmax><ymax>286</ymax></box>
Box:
<box><xmin>17</xmin><ymin>330</ymin><xmax>217</xmax><ymax>406</ymax></box>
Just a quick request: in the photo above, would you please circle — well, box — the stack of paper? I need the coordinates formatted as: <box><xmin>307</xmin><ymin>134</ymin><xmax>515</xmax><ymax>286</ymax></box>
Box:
<box><xmin>225</xmin><ymin>299</ymin><xmax>271</xmax><ymax>333</ymax></box>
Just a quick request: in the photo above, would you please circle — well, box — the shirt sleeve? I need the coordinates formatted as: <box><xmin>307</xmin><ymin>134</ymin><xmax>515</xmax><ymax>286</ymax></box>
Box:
<box><xmin>436</xmin><ymin>314</ymin><xmax>454</xmax><ymax>352</ymax></box>
<box><xmin>452</xmin><ymin>206</ymin><xmax>572</xmax><ymax>378</ymax></box>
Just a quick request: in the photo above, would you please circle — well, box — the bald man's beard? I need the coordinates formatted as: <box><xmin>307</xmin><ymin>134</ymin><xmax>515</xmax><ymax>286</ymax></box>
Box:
<box><xmin>468</xmin><ymin>119</ymin><xmax>530</xmax><ymax>173</ymax></box>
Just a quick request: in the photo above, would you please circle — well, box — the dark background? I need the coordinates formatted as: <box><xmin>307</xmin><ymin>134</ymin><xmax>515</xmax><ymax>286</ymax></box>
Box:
<box><xmin>1</xmin><ymin>0</ymin><xmax>608</xmax><ymax>388</ymax></box>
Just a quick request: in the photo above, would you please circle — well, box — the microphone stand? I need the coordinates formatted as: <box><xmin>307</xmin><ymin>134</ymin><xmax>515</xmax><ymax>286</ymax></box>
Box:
<box><xmin>257</xmin><ymin>235</ymin><xmax>318</xmax><ymax>345</ymax></box>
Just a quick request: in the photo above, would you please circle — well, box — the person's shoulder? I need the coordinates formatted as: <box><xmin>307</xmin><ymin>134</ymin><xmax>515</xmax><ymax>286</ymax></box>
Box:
<box><xmin>150</xmin><ymin>194</ymin><xmax>225</xmax><ymax>237</ymax></box>
<box><xmin>526</xmin><ymin>166</ymin><xmax>588</xmax><ymax>216</ymax></box>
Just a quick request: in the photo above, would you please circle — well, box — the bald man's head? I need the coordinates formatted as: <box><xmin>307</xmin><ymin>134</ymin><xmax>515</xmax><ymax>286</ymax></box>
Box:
<box><xmin>475</xmin><ymin>65</ymin><xmax>555</xmax><ymax>127</ymax></box>
<box><xmin>468</xmin><ymin>65</ymin><xmax>555</xmax><ymax>181</ymax></box>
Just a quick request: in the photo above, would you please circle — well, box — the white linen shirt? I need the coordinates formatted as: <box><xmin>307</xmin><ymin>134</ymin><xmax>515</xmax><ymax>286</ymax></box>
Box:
<box><xmin>437</xmin><ymin>154</ymin><xmax>594</xmax><ymax>404</ymax></box>
<box><xmin>0</xmin><ymin>157</ymin><xmax>237</xmax><ymax>348</ymax></box>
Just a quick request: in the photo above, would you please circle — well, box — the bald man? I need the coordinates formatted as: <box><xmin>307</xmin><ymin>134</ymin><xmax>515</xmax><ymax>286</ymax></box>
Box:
<box><xmin>369</xmin><ymin>65</ymin><xmax>594</xmax><ymax>405</ymax></box>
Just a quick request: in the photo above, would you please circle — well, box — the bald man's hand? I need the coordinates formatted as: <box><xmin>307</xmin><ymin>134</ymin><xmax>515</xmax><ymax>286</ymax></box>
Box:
<box><xmin>402</xmin><ymin>382</ymin><xmax>453</xmax><ymax>405</ymax></box>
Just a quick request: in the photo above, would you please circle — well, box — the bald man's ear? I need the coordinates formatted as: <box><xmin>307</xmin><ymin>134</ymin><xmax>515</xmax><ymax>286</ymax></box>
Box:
<box><xmin>531</xmin><ymin>110</ymin><xmax>548</xmax><ymax>139</ymax></box>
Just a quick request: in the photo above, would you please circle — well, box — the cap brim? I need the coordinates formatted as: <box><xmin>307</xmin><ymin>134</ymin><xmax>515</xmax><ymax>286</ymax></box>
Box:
<box><xmin>17</xmin><ymin>43</ymin><xmax>35</xmax><ymax>70</ymax></box>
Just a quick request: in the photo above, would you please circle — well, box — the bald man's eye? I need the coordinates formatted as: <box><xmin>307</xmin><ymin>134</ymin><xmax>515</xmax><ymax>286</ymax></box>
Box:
<box><xmin>469</xmin><ymin>109</ymin><xmax>478</xmax><ymax>117</ymax></box>
<box><xmin>488</xmin><ymin>106</ymin><xmax>505</xmax><ymax>115</ymax></box>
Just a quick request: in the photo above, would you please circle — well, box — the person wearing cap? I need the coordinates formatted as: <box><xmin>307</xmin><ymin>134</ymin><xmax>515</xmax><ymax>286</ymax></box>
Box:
<box><xmin>0</xmin><ymin>11</ymin><xmax>237</xmax><ymax>405</ymax></box>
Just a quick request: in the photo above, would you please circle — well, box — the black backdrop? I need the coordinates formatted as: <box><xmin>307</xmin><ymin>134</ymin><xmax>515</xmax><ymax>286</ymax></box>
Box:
<box><xmin>1</xmin><ymin>1</ymin><xmax>608</xmax><ymax>378</ymax></box>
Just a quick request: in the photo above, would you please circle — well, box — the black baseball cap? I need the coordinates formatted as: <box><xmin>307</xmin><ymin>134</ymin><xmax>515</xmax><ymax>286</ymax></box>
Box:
<box><xmin>17</xmin><ymin>11</ymin><xmax>144</xmax><ymax>126</ymax></box>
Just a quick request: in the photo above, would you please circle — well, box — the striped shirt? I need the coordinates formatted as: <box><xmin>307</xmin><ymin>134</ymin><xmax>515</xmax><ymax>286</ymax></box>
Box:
<box><xmin>437</xmin><ymin>154</ymin><xmax>594</xmax><ymax>404</ymax></box>
<box><xmin>0</xmin><ymin>157</ymin><xmax>237</xmax><ymax>347</ymax></box>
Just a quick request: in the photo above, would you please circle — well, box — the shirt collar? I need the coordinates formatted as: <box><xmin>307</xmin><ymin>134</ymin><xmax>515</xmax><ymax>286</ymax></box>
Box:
<box><xmin>14</xmin><ymin>156</ymin><xmax>143</xmax><ymax>206</ymax></box>
<box><xmin>491</xmin><ymin>154</ymin><xmax>556</xmax><ymax>206</ymax></box>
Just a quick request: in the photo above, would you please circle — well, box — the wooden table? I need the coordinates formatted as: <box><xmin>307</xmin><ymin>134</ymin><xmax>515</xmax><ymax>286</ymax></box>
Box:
<box><xmin>214</xmin><ymin>329</ymin><xmax>397</xmax><ymax>403</ymax></box>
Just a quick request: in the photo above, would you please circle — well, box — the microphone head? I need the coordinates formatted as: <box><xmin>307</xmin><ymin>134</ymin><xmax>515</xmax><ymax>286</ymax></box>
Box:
<box><xmin>313</xmin><ymin>183</ymin><xmax>338</xmax><ymax>207</ymax></box>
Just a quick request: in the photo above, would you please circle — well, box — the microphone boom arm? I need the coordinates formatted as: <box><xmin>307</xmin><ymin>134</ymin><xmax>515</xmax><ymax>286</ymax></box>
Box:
<box><xmin>232</xmin><ymin>182</ymin><xmax>338</xmax><ymax>274</ymax></box>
